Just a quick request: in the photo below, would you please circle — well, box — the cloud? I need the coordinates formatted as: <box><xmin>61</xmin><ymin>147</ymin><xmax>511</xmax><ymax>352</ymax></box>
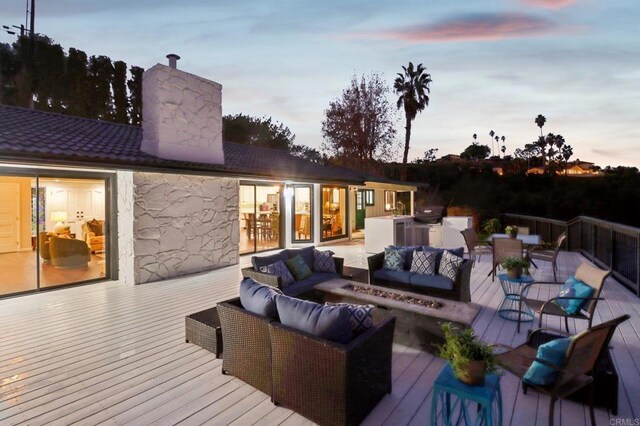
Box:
<box><xmin>361</xmin><ymin>13</ymin><xmax>561</xmax><ymax>43</ymax></box>
<box><xmin>519</xmin><ymin>0</ymin><xmax>576</xmax><ymax>10</ymax></box>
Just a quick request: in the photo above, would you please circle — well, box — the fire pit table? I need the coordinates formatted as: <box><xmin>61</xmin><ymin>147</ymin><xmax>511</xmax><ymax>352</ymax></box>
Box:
<box><xmin>314</xmin><ymin>278</ymin><xmax>481</xmax><ymax>353</ymax></box>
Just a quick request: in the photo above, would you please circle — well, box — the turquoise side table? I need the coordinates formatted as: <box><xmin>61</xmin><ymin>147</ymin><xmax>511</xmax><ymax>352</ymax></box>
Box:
<box><xmin>430</xmin><ymin>364</ymin><xmax>502</xmax><ymax>426</ymax></box>
<box><xmin>497</xmin><ymin>273</ymin><xmax>535</xmax><ymax>332</ymax></box>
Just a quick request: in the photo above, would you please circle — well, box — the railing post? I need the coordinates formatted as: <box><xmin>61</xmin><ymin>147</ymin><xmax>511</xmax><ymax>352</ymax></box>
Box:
<box><xmin>637</xmin><ymin>232</ymin><xmax>640</xmax><ymax>296</ymax></box>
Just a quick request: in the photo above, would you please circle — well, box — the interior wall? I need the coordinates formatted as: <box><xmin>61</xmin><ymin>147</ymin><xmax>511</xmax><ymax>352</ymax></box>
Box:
<box><xmin>133</xmin><ymin>172</ymin><xmax>239</xmax><ymax>284</ymax></box>
<box><xmin>41</xmin><ymin>180</ymin><xmax>106</xmax><ymax>237</ymax></box>
<box><xmin>0</xmin><ymin>176</ymin><xmax>33</xmax><ymax>251</ymax></box>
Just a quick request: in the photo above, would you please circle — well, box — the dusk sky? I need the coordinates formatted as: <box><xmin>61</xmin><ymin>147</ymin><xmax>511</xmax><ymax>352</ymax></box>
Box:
<box><xmin>3</xmin><ymin>0</ymin><xmax>639</xmax><ymax>167</ymax></box>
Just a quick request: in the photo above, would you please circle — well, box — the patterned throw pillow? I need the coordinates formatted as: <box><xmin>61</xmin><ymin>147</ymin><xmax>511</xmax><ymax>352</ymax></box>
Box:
<box><xmin>313</xmin><ymin>249</ymin><xmax>336</xmax><ymax>272</ymax></box>
<box><xmin>259</xmin><ymin>260</ymin><xmax>295</xmax><ymax>287</ymax></box>
<box><xmin>383</xmin><ymin>248</ymin><xmax>405</xmax><ymax>271</ymax></box>
<box><xmin>410</xmin><ymin>250</ymin><xmax>437</xmax><ymax>275</ymax></box>
<box><xmin>326</xmin><ymin>302</ymin><xmax>374</xmax><ymax>334</ymax></box>
<box><xmin>438</xmin><ymin>250</ymin><xmax>464</xmax><ymax>281</ymax></box>
<box><xmin>553</xmin><ymin>277</ymin><xmax>595</xmax><ymax>315</ymax></box>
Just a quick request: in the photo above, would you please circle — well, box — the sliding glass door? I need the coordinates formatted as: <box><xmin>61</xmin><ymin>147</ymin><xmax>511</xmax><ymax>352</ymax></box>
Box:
<box><xmin>0</xmin><ymin>170</ymin><xmax>112</xmax><ymax>297</ymax></box>
<box><xmin>292</xmin><ymin>185</ymin><xmax>313</xmax><ymax>243</ymax></box>
<box><xmin>239</xmin><ymin>183</ymin><xmax>283</xmax><ymax>254</ymax></box>
<box><xmin>321</xmin><ymin>185</ymin><xmax>347</xmax><ymax>241</ymax></box>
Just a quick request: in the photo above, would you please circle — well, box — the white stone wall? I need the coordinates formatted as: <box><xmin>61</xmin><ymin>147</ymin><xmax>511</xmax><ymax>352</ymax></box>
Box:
<box><xmin>116</xmin><ymin>171</ymin><xmax>135</xmax><ymax>285</ymax></box>
<box><xmin>140</xmin><ymin>63</ymin><xmax>224</xmax><ymax>165</ymax></box>
<box><xmin>133</xmin><ymin>172</ymin><xmax>239</xmax><ymax>284</ymax></box>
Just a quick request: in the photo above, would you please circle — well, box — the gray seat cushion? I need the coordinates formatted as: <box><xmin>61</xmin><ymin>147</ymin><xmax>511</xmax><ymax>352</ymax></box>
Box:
<box><xmin>275</xmin><ymin>294</ymin><xmax>353</xmax><ymax>343</ymax></box>
<box><xmin>252</xmin><ymin>252</ymin><xmax>287</xmax><ymax>271</ymax></box>
<box><xmin>409</xmin><ymin>273</ymin><xmax>454</xmax><ymax>291</ymax></box>
<box><xmin>283</xmin><ymin>272</ymin><xmax>340</xmax><ymax>297</ymax></box>
<box><xmin>373</xmin><ymin>269</ymin><xmax>414</xmax><ymax>284</ymax></box>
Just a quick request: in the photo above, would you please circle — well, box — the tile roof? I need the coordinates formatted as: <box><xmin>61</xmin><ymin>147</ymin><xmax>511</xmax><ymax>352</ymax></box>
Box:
<box><xmin>0</xmin><ymin>104</ymin><xmax>366</xmax><ymax>184</ymax></box>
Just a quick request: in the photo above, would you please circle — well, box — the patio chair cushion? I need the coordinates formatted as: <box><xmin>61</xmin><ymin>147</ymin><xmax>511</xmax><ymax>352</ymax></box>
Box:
<box><xmin>553</xmin><ymin>276</ymin><xmax>595</xmax><ymax>315</ymax></box>
<box><xmin>285</xmin><ymin>254</ymin><xmax>313</xmax><ymax>281</ymax></box>
<box><xmin>259</xmin><ymin>260</ymin><xmax>295</xmax><ymax>288</ymax></box>
<box><xmin>313</xmin><ymin>248</ymin><xmax>336</xmax><ymax>273</ymax></box>
<box><xmin>284</xmin><ymin>246</ymin><xmax>315</xmax><ymax>270</ymax></box>
<box><xmin>252</xmin><ymin>252</ymin><xmax>287</xmax><ymax>271</ymax></box>
<box><xmin>283</xmin><ymin>272</ymin><xmax>340</xmax><ymax>297</ymax></box>
<box><xmin>383</xmin><ymin>247</ymin><xmax>406</xmax><ymax>271</ymax></box>
<box><xmin>410</xmin><ymin>250</ymin><xmax>437</xmax><ymax>275</ymax></box>
<box><xmin>523</xmin><ymin>337</ymin><xmax>572</xmax><ymax>386</ymax></box>
<box><xmin>276</xmin><ymin>295</ymin><xmax>353</xmax><ymax>344</ymax></box>
<box><xmin>373</xmin><ymin>269</ymin><xmax>414</xmax><ymax>284</ymax></box>
<box><xmin>409</xmin><ymin>273</ymin><xmax>454</xmax><ymax>291</ymax></box>
<box><xmin>326</xmin><ymin>302</ymin><xmax>374</xmax><ymax>334</ymax></box>
<box><xmin>422</xmin><ymin>246</ymin><xmax>464</xmax><ymax>270</ymax></box>
<box><xmin>239</xmin><ymin>278</ymin><xmax>282</xmax><ymax>319</ymax></box>
<box><xmin>438</xmin><ymin>251</ymin><xmax>464</xmax><ymax>281</ymax></box>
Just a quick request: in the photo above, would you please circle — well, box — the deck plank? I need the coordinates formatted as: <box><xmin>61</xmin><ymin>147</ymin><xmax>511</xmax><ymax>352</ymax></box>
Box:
<box><xmin>0</xmin><ymin>247</ymin><xmax>638</xmax><ymax>425</ymax></box>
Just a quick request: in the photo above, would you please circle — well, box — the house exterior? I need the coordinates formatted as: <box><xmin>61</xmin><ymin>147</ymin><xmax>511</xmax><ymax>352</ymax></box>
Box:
<box><xmin>0</xmin><ymin>57</ymin><xmax>415</xmax><ymax>298</ymax></box>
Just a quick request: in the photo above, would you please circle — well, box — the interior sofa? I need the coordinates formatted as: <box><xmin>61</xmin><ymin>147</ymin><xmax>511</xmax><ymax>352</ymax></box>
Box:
<box><xmin>49</xmin><ymin>236</ymin><xmax>91</xmax><ymax>269</ymax></box>
<box><xmin>82</xmin><ymin>219</ymin><xmax>105</xmax><ymax>254</ymax></box>
<box><xmin>368</xmin><ymin>246</ymin><xmax>472</xmax><ymax>302</ymax></box>
<box><xmin>241</xmin><ymin>246</ymin><xmax>344</xmax><ymax>297</ymax></box>
<box><xmin>217</xmin><ymin>279</ymin><xmax>396</xmax><ymax>425</ymax></box>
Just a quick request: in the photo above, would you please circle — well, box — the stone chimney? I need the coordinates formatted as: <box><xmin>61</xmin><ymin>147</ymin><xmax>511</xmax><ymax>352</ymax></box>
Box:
<box><xmin>140</xmin><ymin>55</ymin><xmax>224</xmax><ymax>164</ymax></box>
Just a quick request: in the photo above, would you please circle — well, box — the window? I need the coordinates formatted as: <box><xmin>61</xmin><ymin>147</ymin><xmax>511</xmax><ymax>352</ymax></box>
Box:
<box><xmin>292</xmin><ymin>185</ymin><xmax>313</xmax><ymax>243</ymax></box>
<box><xmin>321</xmin><ymin>186</ymin><xmax>347</xmax><ymax>240</ymax></box>
<box><xmin>239</xmin><ymin>183</ymin><xmax>283</xmax><ymax>254</ymax></box>
<box><xmin>384</xmin><ymin>191</ymin><xmax>396</xmax><ymax>211</ymax></box>
<box><xmin>364</xmin><ymin>189</ymin><xmax>375</xmax><ymax>206</ymax></box>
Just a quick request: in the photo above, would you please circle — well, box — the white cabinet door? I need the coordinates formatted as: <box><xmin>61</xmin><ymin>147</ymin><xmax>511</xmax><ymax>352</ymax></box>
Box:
<box><xmin>0</xmin><ymin>183</ymin><xmax>19</xmax><ymax>253</ymax></box>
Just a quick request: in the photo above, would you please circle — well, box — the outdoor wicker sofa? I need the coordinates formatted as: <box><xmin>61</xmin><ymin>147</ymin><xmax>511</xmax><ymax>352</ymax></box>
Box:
<box><xmin>367</xmin><ymin>251</ymin><xmax>473</xmax><ymax>302</ymax></box>
<box><xmin>270</xmin><ymin>316</ymin><xmax>396</xmax><ymax>425</ymax></box>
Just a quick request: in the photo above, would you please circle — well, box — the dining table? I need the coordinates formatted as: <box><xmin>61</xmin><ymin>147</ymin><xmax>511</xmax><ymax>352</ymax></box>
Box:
<box><xmin>488</xmin><ymin>233</ymin><xmax>541</xmax><ymax>246</ymax></box>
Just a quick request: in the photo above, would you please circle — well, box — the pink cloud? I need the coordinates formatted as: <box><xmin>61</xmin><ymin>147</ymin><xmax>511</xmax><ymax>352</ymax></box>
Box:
<box><xmin>364</xmin><ymin>14</ymin><xmax>559</xmax><ymax>43</ymax></box>
<box><xmin>520</xmin><ymin>0</ymin><xmax>576</xmax><ymax>10</ymax></box>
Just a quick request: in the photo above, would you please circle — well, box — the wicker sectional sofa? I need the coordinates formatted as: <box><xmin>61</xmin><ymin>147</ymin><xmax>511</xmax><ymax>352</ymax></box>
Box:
<box><xmin>216</xmin><ymin>292</ymin><xmax>396</xmax><ymax>425</ymax></box>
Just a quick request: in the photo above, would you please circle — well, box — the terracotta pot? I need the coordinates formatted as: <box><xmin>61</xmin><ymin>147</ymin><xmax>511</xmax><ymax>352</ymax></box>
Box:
<box><xmin>507</xmin><ymin>266</ymin><xmax>523</xmax><ymax>279</ymax></box>
<box><xmin>456</xmin><ymin>360</ymin><xmax>486</xmax><ymax>386</ymax></box>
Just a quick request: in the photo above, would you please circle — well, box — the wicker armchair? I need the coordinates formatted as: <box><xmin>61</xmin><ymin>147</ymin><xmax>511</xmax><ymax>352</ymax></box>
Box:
<box><xmin>269</xmin><ymin>316</ymin><xmax>396</xmax><ymax>425</ymax></box>
<box><xmin>461</xmin><ymin>228</ymin><xmax>492</xmax><ymax>265</ymax></box>
<box><xmin>527</xmin><ymin>232</ymin><xmax>567</xmax><ymax>282</ymax></box>
<box><xmin>216</xmin><ymin>298</ymin><xmax>274</xmax><ymax>396</ymax></box>
<box><xmin>519</xmin><ymin>262</ymin><xmax>610</xmax><ymax>333</ymax></box>
<box><xmin>496</xmin><ymin>314</ymin><xmax>629</xmax><ymax>426</ymax></box>
<box><xmin>491</xmin><ymin>237</ymin><xmax>523</xmax><ymax>281</ymax></box>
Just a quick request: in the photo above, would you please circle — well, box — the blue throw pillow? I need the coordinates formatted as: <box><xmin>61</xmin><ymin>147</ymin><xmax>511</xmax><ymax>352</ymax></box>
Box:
<box><xmin>284</xmin><ymin>246</ymin><xmax>315</xmax><ymax>270</ymax></box>
<box><xmin>523</xmin><ymin>337</ymin><xmax>572</xmax><ymax>386</ymax></box>
<box><xmin>252</xmin><ymin>252</ymin><xmax>286</xmax><ymax>271</ymax></box>
<box><xmin>422</xmin><ymin>246</ymin><xmax>464</xmax><ymax>270</ymax></box>
<box><xmin>276</xmin><ymin>295</ymin><xmax>353</xmax><ymax>343</ymax></box>
<box><xmin>553</xmin><ymin>277</ymin><xmax>595</xmax><ymax>315</ymax></box>
<box><xmin>326</xmin><ymin>302</ymin><xmax>374</xmax><ymax>334</ymax></box>
<box><xmin>239</xmin><ymin>278</ymin><xmax>282</xmax><ymax>319</ymax></box>
<box><xmin>313</xmin><ymin>248</ymin><xmax>336</xmax><ymax>272</ymax></box>
<box><xmin>259</xmin><ymin>260</ymin><xmax>295</xmax><ymax>288</ymax></box>
<box><xmin>383</xmin><ymin>247</ymin><xmax>405</xmax><ymax>271</ymax></box>
<box><xmin>285</xmin><ymin>254</ymin><xmax>313</xmax><ymax>280</ymax></box>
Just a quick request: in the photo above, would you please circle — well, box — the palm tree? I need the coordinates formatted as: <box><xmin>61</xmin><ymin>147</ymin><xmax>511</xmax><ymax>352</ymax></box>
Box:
<box><xmin>535</xmin><ymin>114</ymin><xmax>546</xmax><ymax>137</ymax></box>
<box><xmin>394</xmin><ymin>62</ymin><xmax>432</xmax><ymax>181</ymax></box>
<box><xmin>489</xmin><ymin>130</ymin><xmax>495</xmax><ymax>157</ymax></box>
<box><xmin>473</xmin><ymin>133</ymin><xmax>477</xmax><ymax>142</ymax></box>
<box><xmin>501</xmin><ymin>135</ymin><xmax>506</xmax><ymax>157</ymax></box>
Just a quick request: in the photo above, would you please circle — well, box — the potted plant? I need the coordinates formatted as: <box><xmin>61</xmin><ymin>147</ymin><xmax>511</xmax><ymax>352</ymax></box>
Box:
<box><xmin>438</xmin><ymin>323</ymin><xmax>500</xmax><ymax>386</ymax></box>
<box><xmin>501</xmin><ymin>256</ymin><xmax>530</xmax><ymax>279</ymax></box>
<box><xmin>505</xmin><ymin>225</ymin><xmax>518</xmax><ymax>238</ymax></box>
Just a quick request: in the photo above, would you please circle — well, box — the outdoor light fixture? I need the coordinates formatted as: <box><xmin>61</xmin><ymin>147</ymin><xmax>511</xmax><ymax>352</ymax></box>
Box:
<box><xmin>51</xmin><ymin>211</ymin><xmax>68</xmax><ymax>233</ymax></box>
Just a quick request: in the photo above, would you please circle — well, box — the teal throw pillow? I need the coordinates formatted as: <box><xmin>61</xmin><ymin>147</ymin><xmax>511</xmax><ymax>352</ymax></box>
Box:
<box><xmin>285</xmin><ymin>254</ymin><xmax>313</xmax><ymax>281</ymax></box>
<box><xmin>553</xmin><ymin>277</ymin><xmax>595</xmax><ymax>315</ymax></box>
<box><xmin>523</xmin><ymin>337</ymin><xmax>572</xmax><ymax>386</ymax></box>
<box><xmin>383</xmin><ymin>247</ymin><xmax>405</xmax><ymax>271</ymax></box>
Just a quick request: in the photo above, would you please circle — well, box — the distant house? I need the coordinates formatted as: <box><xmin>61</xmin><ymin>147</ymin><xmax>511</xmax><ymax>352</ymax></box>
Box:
<box><xmin>526</xmin><ymin>161</ymin><xmax>600</xmax><ymax>176</ymax></box>
<box><xmin>0</xmin><ymin>55</ymin><xmax>415</xmax><ymax>298</ymax></box>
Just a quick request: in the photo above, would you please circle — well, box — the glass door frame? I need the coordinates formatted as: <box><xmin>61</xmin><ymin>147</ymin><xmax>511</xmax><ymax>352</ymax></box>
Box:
<box><xmin>239</xmin><ymin>180</ymin><xmax>285</xmax><ymax>255</ymax></box>
<box><xmin>291</xmin><ymin>184</ymin><xmax>314</xmax><ymax>244</ymax></box>
<box><xmin>0</xmin><ymin>165</ymin><xmax>117</xmax><ymax>298</ymax></box>
<box><xmin>319</xmin><ymin>184</ymin><xmax>349</xmax><ymax>242</ymax></box>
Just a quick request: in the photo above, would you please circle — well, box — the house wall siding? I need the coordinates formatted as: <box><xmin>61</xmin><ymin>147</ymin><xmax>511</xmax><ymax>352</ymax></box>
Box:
<box><xmin>133</xmin><ymin>172</ymin><xmax>239</xmax><ymax>284</ymax></box>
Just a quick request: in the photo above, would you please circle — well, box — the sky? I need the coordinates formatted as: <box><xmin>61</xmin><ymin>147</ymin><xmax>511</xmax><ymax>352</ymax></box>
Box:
<box><xmin>2</xmin><ymin>0</ymin><xmax>639</xmax><ymax>167</ymax></box>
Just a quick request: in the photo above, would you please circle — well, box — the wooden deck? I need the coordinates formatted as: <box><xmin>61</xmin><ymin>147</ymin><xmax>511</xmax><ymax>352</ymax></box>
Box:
<box><xmin>1</xmin><ymin>245</ymin><xmax>639</xmax><ymax>425</ymax></box>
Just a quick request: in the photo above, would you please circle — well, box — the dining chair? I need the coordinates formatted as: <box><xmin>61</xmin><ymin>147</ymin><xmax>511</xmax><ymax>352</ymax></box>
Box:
<box><xmin>527</xmin><ymin>232</ymin><xmax>567</xmax><ymax>282</ymax></box>
<box><xmin>461</xmin><ymin>228</ymin><xmax>492</xmax><ymax>265</ymax></box>
<box><xmin>492</xmin><ymin>237</ymin><xmax>523</xmax><ymax>281</ymax></box>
